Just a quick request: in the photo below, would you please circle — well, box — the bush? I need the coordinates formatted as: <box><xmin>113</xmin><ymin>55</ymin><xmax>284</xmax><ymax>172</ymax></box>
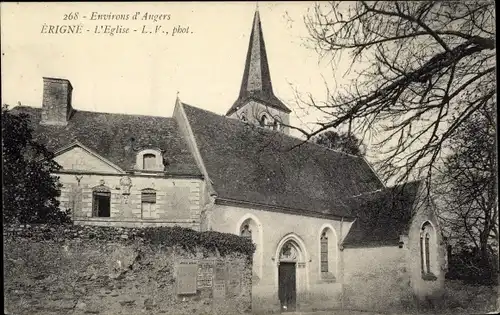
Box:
<box><xmin>2</xmin><ymin>105</ymin><xmax>71</xmax><ymax>224</ymax></box>
<box><xmin>446</xmin><ymin>246</ymin><xmax>499</xmax><ymax>285</ymax></box>
<box><xmin>143</xmin><ymin>226</ymin><xmax>256</xmax><ymax>257</ymax></box>
<box><xmin>4</xmin><ymin>224</ymin><xmax>256</xmax><ymax>259</ymax></box>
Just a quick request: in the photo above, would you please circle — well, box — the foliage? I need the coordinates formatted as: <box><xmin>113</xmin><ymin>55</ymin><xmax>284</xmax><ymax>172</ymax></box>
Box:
<box><xmin>296</xmin><ymin>1</ymin><xmax>495</xmax><ymax>185</ymax></box>
<box><xmin>2</xmin><ymin>105</ymin><xmax>71</xmax><ymax>224</ymax></box>
<box><xmin>312</xmin><ymin>130</ymin><xmax>366</xmax><ymax>156</ymax></box>
<box><xmin>446</xmin><ymin>245</ymin><xmax>498</xmax><ymax>285</ymax></box>
<box><xmin>4</xmin><ymin>224</ymin><xmax>256</xmax><ymax>258</ymax></box>
<box><xmin>435</xmin><ymin>103</ymin><xmax>497</xmax><ymax>280</ymax></box>
<box><xmin>143</xmin><ymin>226</ymin><xmax>256</xmax><ymax>258</ymax></box>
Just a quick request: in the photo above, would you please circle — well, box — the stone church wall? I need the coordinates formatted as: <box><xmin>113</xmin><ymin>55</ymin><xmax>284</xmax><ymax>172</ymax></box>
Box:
<box><xmin>342</xmin><ymin>246</ymin><xmax>413</xmax><ymax>312</ymax></box>
<box><xmin>406</xmin><ymin>198</ymin><xmax>447</xmax><ymax>306</ymax></box>
<box><xmin>57</xmin><ymin>173</ymin><xmax>203</xmax><ymax>230</ymax></box>
<box><xmin>211</xmin><ymin>203</ymin><xmax>353</xmax><ymax>314</ymax></box>
<box><xmin>3</xmin><ymin>224</ymin><xmax>252</xmax><ymax>315</ymax></box>
<box><xmin>230</xmin><ymin>100</ymin><xmax>291</xmax><ymax>135</ymax></box>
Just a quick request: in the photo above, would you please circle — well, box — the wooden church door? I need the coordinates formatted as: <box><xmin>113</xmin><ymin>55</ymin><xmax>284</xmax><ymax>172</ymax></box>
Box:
<box><xmin>278</xmin><ymin>262</ymin><xmax>296</xmax><ymax>312</ymax></box>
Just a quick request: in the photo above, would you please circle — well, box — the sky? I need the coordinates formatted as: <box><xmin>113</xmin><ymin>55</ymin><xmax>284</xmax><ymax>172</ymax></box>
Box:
<box><xmin>1</xmin><ymin>2</ymin><xmax>342</xmax><ymax>126</ymax></box>
<box><xmin>2</xmin><ymin>1</ymin><xmax>386</xmax><ymax>173</ymax></box>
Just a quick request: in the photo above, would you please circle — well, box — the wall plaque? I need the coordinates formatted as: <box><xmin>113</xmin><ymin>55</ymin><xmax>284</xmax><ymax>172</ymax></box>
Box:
<box><xmin>177</xmin><ymin>260</ymin><xmax>198</xmax><ymax>294</ymax></box>
<box><xmin>227</xmin><ymin>264</ymin><xmax>241</xmax><ymax>295</ymax></box>
<box><xmin>213</xmin><ymin>280</ymin><xmax>226</xmax><ymax>299</ymax></box>
<box><xmin>214</xmin><ymin>261</ymin><xmax>227</xmax><ymax>281</ymax></box>
<box><xmin>197</xmin><ymin>260</ymin><xmax>215</xmax><ymax>288</ymax></box>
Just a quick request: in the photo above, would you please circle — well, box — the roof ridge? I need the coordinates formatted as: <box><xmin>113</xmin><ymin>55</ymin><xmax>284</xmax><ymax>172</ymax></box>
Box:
<box><xmin>183</xmin><ymin>102</ymin><xmax>367</xmax><ymax>160</ymax></box>
<box><xmin>74</xmin><ymin>109</ymin><xmax>174</xmax><ymax>119</ymax></box>
<box><xmin>11</xmin><ymin>105</ymin><xmax>175</xmax><ymax>120</ymax></box>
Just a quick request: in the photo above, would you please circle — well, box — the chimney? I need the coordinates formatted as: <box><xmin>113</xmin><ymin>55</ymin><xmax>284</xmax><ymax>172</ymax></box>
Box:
<box><xmin>41</xmin><ymin>77</ymin><xmax>74</xmax><ymax>125</ymax></box>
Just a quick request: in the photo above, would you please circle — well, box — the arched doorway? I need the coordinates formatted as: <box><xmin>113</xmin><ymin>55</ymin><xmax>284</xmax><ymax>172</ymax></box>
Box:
<box><xmin>277</xmin><ymin>239</ymin><xmax>304</xmax><ymax>312</ymax></box>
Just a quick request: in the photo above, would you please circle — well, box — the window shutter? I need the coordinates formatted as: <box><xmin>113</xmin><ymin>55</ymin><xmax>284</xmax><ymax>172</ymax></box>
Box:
<box><xmin>143</xmin><ymin>154</ymin><xmax>156</xmax><ymax>170</ymax></box>
<box><xmin>142</xmin><ymin>202</ymin><xmax>151</xmax><ymax>218</ymax></box>
<box><xmin>92</xmin><ymin>192</ymin><xmax>99</xmax><ymax>217</ymax></box>
<box><xmin>141</xmin><ymin>189</ymin><xmax>156</xmax><ymax>203</ymax></box>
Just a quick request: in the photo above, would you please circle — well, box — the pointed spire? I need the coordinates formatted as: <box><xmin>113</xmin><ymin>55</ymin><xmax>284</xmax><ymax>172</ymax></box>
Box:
<box><xmin>241</xmin><ymin>9</ymin><xmax>272</xmax><ymax>96</ymax></box>
<box><xmin>175</xmin><ymin>91</ymin><xmax>182</xmax><ymax>108</ymax></box>
<box><xmin>226</xmin><ymin>8</ymin><xmax>291</xmax><ymax>116</ymax></box>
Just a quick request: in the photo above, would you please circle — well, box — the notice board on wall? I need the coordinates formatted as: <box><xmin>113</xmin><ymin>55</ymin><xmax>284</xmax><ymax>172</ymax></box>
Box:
<box><xmin>197</xmin><ymin>260</ymin><xmax>215</xmax><ymax>288</ymax></box>
<box><xmin>177</xmin><ymin>260</ymin><xmax>198</xmax><ymax>294</ymax></box>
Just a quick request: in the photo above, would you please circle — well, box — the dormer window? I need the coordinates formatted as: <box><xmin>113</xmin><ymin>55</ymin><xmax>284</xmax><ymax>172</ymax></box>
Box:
<box><xmin>136</xmin><ymin>149</ymin><xmax>164</xmax><ymax>172</ymax></box>
<box><xmin>143</xmin><ymin>153</ymin><xmax>156</xmax><ymax>170</ymax></box>
<box><xmin>241</xmin><ymin>114</ymin><xmax>247</xmax><ymax>122</ymax></box>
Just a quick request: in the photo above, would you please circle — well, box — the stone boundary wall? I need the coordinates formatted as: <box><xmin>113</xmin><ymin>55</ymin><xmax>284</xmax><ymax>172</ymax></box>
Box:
<box><xmin>4</xmin><ymin>224</ymin><xmax>253</xmax><ymax>315</ymax></box>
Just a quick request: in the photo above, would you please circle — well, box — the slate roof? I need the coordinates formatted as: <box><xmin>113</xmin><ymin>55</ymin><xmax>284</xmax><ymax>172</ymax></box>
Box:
<box><xmin>342</xmin><ymin>180</ymin><xmax>422</xmax><ymax>247</ymax></box>
<box><xmin>182</xmin><ymin>103</ymin><xmax>384</xmax><ymax>218</ymax></box>
<box><xmin>10</xmin><ymin>106</ymin><xmax>201</xmax><ymax>176</ymax></box>
<box><xmin>226</xmin><ymin>10</ymin><xmax>291</xmax><ymax>116</ymax></box>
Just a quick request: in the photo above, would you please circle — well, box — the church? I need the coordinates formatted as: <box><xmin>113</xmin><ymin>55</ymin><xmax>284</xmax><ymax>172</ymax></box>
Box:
<box><xmin>12</xmin><ymin>8</ymin><xmax>446</xmax><ymax>314</ymax></box>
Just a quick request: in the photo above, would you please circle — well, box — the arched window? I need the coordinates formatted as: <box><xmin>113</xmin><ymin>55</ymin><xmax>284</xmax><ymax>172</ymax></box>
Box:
<box><xmin>420</xmin><ymin>221</ymin><xmax>438</xmax><ymax>280</ymax></box>
<box><xmin>141</xmin><ymin>188</ymin><xmax>157</xmax><ymax>219</ymax></box>
<box><xmin>273</xmin><ymin>120</ymin><xmax>281</xmax><ymax>131</ymax></box>
<box><xmin>143</xmin><ymin>153</ymin><xmax>156</xmax><ymax>170</ymax></box>
<box><xmin>320</xmin><ymin>232</ymin><xmax>328</xmax><ymax>272</ymax></box>
<box><xmin>241</xmin><ymin>224</ymin><xmax>252</xmax><ymax>239</ymax></box>
<box><xmin>260</xmin><ymin>114</ymin><xmax>268</xmax><ymax>127</ymax></box>
<box><xmin>319</xmin><ymin>227</ymin><xmax>337</xmax><ymax>280</ymax></box>
<box><xmin>239</xmin><ymin>217</ymin><xmax>262</xmax><ymax>281</ymax></box>
<box><xmin>92</xmin><ymin>185</ymin><xmax>111</xmax><ymax>217</ymax></box>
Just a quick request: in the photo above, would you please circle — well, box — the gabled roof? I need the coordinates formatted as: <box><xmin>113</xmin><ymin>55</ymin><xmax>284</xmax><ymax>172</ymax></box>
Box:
<box><xmin>226</xmin><ymin>10</ymin><xmax>291</xmax><ymax>116</ymax></box>
<box><xmin>342</xmin><ymin>180</ymin><xmax>422</xmax><ymax>247</ymax></box>
<box><xmin>182</xmin><ymin>102</ymin><xmax>384</xmax><ymax>218</ymax></box>
<box><xmin>52</xmin><ymin>140</ymin><xmax>125</xmax><ymax>173</ymax></box>
<box><xmin>10</xmin><ymin>106</ymin><xmax>201</xmax><ymax>176</ymax></box>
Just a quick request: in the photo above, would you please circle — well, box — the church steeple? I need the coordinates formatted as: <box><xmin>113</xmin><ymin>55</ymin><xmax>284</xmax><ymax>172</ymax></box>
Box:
<box><xmin>226</xmin><ymin>8</ymin><xmax>291</xmax><ymax>119</ymax></box>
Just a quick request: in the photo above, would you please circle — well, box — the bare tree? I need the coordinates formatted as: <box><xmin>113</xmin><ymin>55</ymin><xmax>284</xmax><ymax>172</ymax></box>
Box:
<box><xmin>435</xmin><ymin>102</ymin><xmax>497</xmax><ymax>269</ymax></box>
<box><xmin>295</xmin><ymin>1</ymin><xmax>495</xmax><ymax>185</ymax></box>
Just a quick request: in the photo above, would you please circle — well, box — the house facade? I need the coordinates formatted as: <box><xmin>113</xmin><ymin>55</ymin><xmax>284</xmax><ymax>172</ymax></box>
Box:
<box><xmin>10</xmin><ymin>8</ymin><xmax>446</xmax><ymax>314</ymax></box>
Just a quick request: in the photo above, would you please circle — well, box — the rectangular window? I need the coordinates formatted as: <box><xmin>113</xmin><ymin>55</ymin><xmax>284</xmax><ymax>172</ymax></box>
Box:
<box><xmin>320</xmin><ymin>238</ymin><xmax>328</xmax><ymax>273</ymax></box>
<box><xmin>141</xmin><ymin>190</ymin><xmax>157</xmax><ymax>219</ymax></box>
<box><xmin>143</xmin><ymin>154</ymin><xmax>157</xmax><ymax>170</ymax></box>
<box><xmin>92</xmin><ymin>191</ymin><xmax>111</xmax><ymax>217</ymax></box>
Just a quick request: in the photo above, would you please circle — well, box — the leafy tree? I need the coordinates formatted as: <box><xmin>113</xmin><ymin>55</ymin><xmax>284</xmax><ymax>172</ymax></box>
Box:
<box><xmin>294</xmin><ymin>1</ymin><xmax>495</xmax><ymax>185</ymax></box>
<box><xmin>313</xmin><ymin>130</ymin><xmax>366</xmax><ymax>156</ymax></box>
<box><xmin>435</xmin><ymin>103</ymin><xmax>497</xmax><ymax>281</ymax></box>
<box><xmin>2</xmin><ymin>105</ymin><xmax>71</xmax><ymax>224</ymax></box>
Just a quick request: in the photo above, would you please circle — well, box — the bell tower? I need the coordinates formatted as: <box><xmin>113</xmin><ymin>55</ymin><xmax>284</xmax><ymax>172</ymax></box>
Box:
<box><xmin>226</xmin><ymin>8</ymin><xmax>291</xmax><ymax>134</ymax></box>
